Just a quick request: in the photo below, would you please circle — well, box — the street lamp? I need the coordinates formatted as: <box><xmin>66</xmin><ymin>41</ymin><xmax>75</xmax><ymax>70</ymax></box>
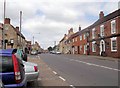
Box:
<box><xmin>2</xmin><ymin>0</ymin><xmax>6</xmax><ymax>49</ymax></box>
<box><xmin>32</xmin><ymin>32</ymin><xmax>40</xmax><ymax>45</ymax></box>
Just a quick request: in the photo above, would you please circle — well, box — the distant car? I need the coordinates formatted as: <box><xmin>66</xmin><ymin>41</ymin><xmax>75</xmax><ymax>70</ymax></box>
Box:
<box><xmin>31</xmin><ymin>50</ymin><xmax>38</xmax><ymax>55</ymax></box>
<box><xmin>14</xmin><ymin>49</ymin><xmax>39</xmax><ymax>82</ymax></box>
<box><xmin>0</xmin><ymin>49</ymin><xmax>27</xmax><ymax>88</ymax></box>
<box><xmin>55</xmin><ymin>51</ymin><xmax>61</xmax><ymax>54</ymax></box>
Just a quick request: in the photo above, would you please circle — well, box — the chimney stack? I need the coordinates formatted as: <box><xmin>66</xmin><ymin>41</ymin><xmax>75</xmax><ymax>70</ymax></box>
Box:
<box><xmin>4</xmin><ymin>18</ymin><xmax>10</xmax><ymax>24</ymax></box>
<box><xmin>99</xmin><ymin>11</ymin><xmax>104</xmax><ymax>19</ymax></box>
<box><xmin>64</xmin><ymin>34</ymin><xmax>67</xmax><ymax>37</ymax></box>
<box><xmin>16</xmin><ymin>26</ymin><xmax>19</xmax><ymax>31</ymax></box>
<box><xmin>79</xmin><ymin>25</ymin><xmax>81</xmax><ymax>31</ymax></box>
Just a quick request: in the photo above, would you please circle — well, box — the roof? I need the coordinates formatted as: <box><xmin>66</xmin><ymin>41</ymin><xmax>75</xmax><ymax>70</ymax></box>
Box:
<box><xmin>89</xmin><ymin>9</ymin><xmax>120</xmax><ymax>29</ymax></box>
<box><xmin>67</xmin><ymin>9</ymin><xmax>120</xmax><ymax>41</ymax></box>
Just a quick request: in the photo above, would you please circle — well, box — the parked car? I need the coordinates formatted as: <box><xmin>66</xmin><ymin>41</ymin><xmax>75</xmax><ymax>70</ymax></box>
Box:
<box><xmin>55</xmin><ymin>51</ymin><xmax>61</xmax><ymax>54</ymax></box>
<box><xmin>13</xmin><ymin>49</ymin><xmax>39</xmax><ymax>82</ymax></box>
<box><xmin>0</xmin><ymin>49</ymin><xmax>27</xmax><ymax>88</ymax></box>
<box><xmin>31</xmin><ymin>50</ymin><xmax>38</xmax><ymax>55</ymax></box>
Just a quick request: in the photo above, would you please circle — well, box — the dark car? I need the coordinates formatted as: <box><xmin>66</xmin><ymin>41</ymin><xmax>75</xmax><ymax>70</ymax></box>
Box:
<box><xmin>0</xmin><ymin>49</ymin><xmax>27</xmax><ymax>88</ymax></box>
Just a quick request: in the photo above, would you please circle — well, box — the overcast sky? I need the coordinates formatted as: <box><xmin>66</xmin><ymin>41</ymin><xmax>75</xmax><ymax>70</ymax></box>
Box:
<box><xmin>0</xmin><ymin>0</ymin><xmax>119</xmax><ymax>49</ymax></box>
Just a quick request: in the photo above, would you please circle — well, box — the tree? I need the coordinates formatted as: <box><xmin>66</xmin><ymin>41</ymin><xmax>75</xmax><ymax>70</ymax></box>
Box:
<box><xmin>48</xmin><ymin>46</ymin><xmax>53</xmax><ymax>51</ymax></box>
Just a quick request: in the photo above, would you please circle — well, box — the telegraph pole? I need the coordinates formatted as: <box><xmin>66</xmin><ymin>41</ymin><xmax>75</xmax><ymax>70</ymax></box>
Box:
<box><xmin>20</xmin><ymin>11</ymin><xmax>22</xmax><ymax>49</ymax></box>
<box><xmin>2</xmin><ymin>0</ymin><xmax>6</xmax><ymax>49</ymax></box>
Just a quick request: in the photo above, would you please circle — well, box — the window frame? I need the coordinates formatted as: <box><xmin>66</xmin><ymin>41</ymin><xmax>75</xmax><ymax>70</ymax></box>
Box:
<box><xmin>111</xmin><ymin>37</ymin><xmax>117</xmax><ymax>52</ymax></box>
<box><xmin>80</xmin><ymin>35</ymin><xmax>82</xmax><ymax>41</ymax></box>
<box><xmin>92</xmin><ymin>41</ymin><xmax>96</xmax><ymax>52</ymax></box>
<box><xmin>92</xmin><ymin>28</ymin><xmax>95</xmax><ymax>39</ymax></box>
<box><xmin>100</xmin><ymin>25</ymin><xmax>104</xmax><ymax>37</ymax></box>
<box><xmin>111</xmin><ymin>20</ymin><xmax>116</xmax><ymax>34</ymax></box>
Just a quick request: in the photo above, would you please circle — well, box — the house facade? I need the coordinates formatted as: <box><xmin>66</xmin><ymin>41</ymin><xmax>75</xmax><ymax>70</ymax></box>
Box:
<box><xmin>59</xmin><ymin>8</ymin><xmax>120</xmax><ymax>58</ymax></box>
<box><xmin>0</xmin><ymin>18</ymin><xmax>26</xmax><ymax>49</ymax></box>
<box><xmin>59</xmin><ymin>28</ymin><xmax>74</xmax><ymax>54</ymax></box>
<box><xmin>88</xmin><ymin>9</ymin><xmax>120</xmax><ymax>58</ymax></box>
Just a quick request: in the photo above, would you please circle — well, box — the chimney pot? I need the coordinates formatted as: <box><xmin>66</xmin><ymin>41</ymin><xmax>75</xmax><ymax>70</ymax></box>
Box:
<box><xmin>79</xmin><ymin>25</ymin><xmax>81</xmax><ymax>31</ymax></box>
<box><xmin>16</xmin><ymin>26</ymin><xmax>19</xmax><ymax>31</ymax></box>
<box><xmin>4</xmin><ymin>18</ymin><xmax>10</xmax><ymax>24</ymax></box>
<box><xmin>99</xmin><ymin>11</ymin><xmax>104</xmax><ymax>19</ymax></box>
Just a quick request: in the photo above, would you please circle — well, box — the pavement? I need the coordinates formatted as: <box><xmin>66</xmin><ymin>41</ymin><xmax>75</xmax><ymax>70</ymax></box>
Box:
<box><xmin>67</xmin><ymin>54</ymin><xmax>120</xmax><ymax>62</ymax></box>
<box><xmin>27</xmin><ymin>55</ymin><xmax>70</xmax><ymax>87</ymax></box>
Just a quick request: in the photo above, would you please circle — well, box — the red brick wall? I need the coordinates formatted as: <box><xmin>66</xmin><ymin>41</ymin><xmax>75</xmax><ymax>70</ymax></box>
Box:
<box><xmin>88</xmin><ymin>17</ymin><xmax>120</xmax><ymax>58</ymax></box>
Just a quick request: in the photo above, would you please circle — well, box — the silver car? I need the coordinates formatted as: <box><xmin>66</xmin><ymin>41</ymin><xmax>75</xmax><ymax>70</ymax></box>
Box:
<box><xmin>23</xmin><ymin>61</ymin><xmax>39</xmax><ymax>82</ymax></box>
<box><xmin>14</xmin><ymin>49</ymin><xmax>39</xmax><ymax>82</ymax></box>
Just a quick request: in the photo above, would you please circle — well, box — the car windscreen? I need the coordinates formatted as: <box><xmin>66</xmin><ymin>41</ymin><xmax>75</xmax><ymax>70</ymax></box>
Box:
<box><xmin>0</xmin><ymin>56</ymin><xmax>14</xmax><ymax>72</ymax></box>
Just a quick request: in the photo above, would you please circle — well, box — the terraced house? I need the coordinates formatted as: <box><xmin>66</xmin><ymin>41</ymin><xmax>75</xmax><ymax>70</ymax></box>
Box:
<box><xmin>59</xmin><ymin>8</ymin><xmax>120</xmax><ymax>58</ymax></box>
<box><xmin>0</xmin><ymin>18</ymin><xmax>26</xmax><ymax>49</ymax></box>
<box><xmin>88</xmin><ymin>9</ymin><xmax>120</xmax><ymax>58</ymax></box>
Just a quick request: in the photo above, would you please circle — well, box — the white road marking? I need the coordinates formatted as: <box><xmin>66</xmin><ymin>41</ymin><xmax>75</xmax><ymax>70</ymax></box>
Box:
<box><xmin>53</xmin><ymin>71</ymin><xmax>57</xmax><ymax>75</ymax></box>
<box><xmin>70</xmin><ymin>59</ymin><xmax>120</xmax><ymax>71</ymax></box>
<box><xmin>59</xmin><ymin>76</ymin><xmax>66</xmax><ymax>81</ymax></box>
<box><xmin>70</xmin><ymin>85</ymin><xmax>75</xmax><ymax>88</ymax></box>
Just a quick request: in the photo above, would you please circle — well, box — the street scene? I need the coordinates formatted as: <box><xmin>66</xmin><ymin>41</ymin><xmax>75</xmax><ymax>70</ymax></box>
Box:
<box><xmin>0</xmin><ymin>0</ymin><xmax>120</xmax><ymax>88</ymax></box>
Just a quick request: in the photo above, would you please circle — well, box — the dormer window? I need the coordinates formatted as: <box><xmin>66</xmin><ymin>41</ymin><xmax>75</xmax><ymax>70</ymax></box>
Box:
<box><xmin>111</xmin><ymin>20</ymin><xmax>116</xmax><ymax>34</ymax></box>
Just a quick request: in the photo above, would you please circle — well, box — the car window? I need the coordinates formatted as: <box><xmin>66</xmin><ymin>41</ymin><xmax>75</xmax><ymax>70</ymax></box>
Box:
<box><xmin>0</xmin><ymin>56</ymin><xmax>14</xmax><ymax>72</ymax></box>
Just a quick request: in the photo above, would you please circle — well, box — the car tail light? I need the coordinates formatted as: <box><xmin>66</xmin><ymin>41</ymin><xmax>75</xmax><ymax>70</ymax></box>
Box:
<box><xmin>12</xmin><ymin>54</ymin><xmax>21</xmax><ymax>83</ymax></box>
<box><xmin>34</xmin><ymin>66</ymin><xmax>38</xmax><ymax>72</ymax></box>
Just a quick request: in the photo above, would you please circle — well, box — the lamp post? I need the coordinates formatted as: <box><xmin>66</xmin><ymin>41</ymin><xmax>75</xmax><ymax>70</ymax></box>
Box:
<box><xmin>32</xmin><ymin>32</ymin><xmax>40</xmax><ymax>50</ymax></box>
<box><xmin>2</xmin><ymin>0</ymin><xmax>6</xmax><ymax>49</ymax></box>
<box><xmin>20</xmin><ymin>11</ymin><xmax>22</xmax><ymax>49</ymax></box>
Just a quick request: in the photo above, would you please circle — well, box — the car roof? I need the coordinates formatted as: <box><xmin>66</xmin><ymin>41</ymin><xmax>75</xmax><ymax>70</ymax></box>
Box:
<box><xmin>0</xmin><ymin>49</ymin><xmax>14</xmax><ymax>56</ymax></box>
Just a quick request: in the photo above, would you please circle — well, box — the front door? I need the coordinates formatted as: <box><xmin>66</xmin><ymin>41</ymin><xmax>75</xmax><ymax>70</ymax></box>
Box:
<box><xmin>100</xmin><ymin>40</ymin><xmax>105</xmax><ymax>55</ymax></box>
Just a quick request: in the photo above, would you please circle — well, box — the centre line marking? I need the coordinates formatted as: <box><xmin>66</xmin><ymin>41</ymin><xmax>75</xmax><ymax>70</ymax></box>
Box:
<box><xmin>70</xmin><ymin>85</ymin><xmax>75</xmax><ymax>88</ymax></box>
<box><xmin>70</xmin><ymin>59</ymin><xmax>120</xmax><ymax>71</ymax></box>
<box><xmin>53</xmin><ymin>71</ymin><xmax>57</xmax><ymax>75</ymax></box>
<box><xmin>59</xmin><ymin>76</ymin><xmax>66</xmax><ymax>81</ymax></box>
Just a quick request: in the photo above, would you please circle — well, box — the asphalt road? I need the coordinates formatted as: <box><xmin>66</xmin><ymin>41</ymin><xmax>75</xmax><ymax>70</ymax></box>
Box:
<box><xmin>38</xmin><ymin>53</ymin><xmax>119</xmax><ymax>87</ymax></box>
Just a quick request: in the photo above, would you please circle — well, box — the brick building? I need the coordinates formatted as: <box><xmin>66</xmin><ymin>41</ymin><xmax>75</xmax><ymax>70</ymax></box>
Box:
<box><xmin>88</xmin><ymin>9</ymin><xmax>120</xmax><ymax>58</ymax></box>
<box><xmin>67</xmin><ymin>26</ymin><xmax>89</xmax><ymax>55</ymax></box>
<box><xmin>59</xmin><ymin>8</ymin><xmax>120</xmax><ymax>58</ymax></box>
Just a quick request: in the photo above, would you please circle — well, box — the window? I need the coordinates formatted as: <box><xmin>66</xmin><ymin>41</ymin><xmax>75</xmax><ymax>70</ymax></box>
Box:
<box><xmin>111</xmin><ymin>20</ymin><xmax>116</xmax><ymax>34</ymax></box>
<box><xmin>111</xmin><ymin>37</ymin><xmax>117</xmax><ymax>51</ymax></box>
<box><xmin>92</xmin><ymin>28</ymin><xmax>95</xmax><ymax>39</ymax></box>
<box><xmin>75</xmin><ymin>37</ymin><xmax>77</xmax><ymax>42</ymax></box>
<box><xmin>72</xmin><ymin>39</ymin><xmax>74</xmax><ymax>42</ymax></box>
<box><xmin>84</xmin><ymin>34</ymin><xmax>86</xmax><ymax>40</ymax></box>
<box><xmin>80</xmin><ymin>45</ymin><xmax>82</xmax><ymax>51</ymax></box>
<box><xmin>92</xmin><ymin>41</ymin><xmax>96</xmax><ymax>52</ymax></box>
<box><xmin>100</xmin><ymin>25</ymin><xmax>104</xmax><ymax>37</ymax></box>
<box><xmin>80</xmin><ymin>35</ymin><xmax>82</xmax><ymax>41</ymax></box>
